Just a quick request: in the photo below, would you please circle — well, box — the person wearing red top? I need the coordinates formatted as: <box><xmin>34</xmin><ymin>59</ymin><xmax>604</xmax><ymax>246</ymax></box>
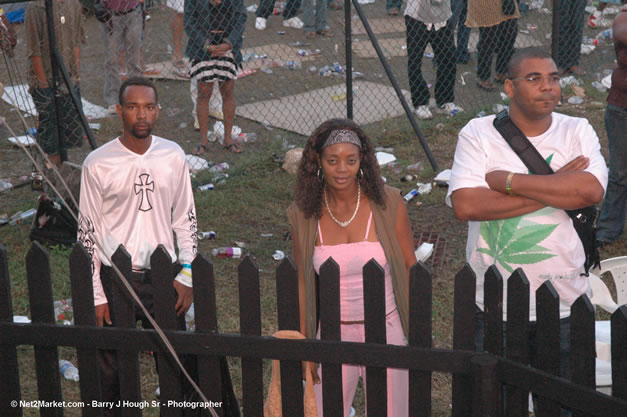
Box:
<box><xmin>597</xmin><ymin>12</ymin><xmax>627</xmax><ymax>245</ymax></box>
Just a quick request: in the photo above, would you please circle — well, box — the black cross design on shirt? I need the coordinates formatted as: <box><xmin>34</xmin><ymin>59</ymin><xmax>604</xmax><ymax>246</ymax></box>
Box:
<box><xmin>134</xmin><ymin>173</ymin><xmax>154</xmax><ymax>212</ymax></box>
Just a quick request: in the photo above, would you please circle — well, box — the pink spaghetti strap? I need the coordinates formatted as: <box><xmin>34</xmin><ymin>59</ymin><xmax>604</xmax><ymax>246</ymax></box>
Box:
<box><xmin>317</xmin><ymin>220</ymin><xmax>324</xmax><ymax>245</ymax></box>
<box><xmin>364</xmin><ymin>211</ymin><xmax>373</xmax><ymax>240</ymax></box>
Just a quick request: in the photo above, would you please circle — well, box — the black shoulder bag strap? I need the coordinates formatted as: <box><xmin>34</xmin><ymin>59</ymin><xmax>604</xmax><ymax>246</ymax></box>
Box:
<box><xmin>493</xmin><ymin>110</ymin><xmax>600</xmax><ymax>275</ymax></box>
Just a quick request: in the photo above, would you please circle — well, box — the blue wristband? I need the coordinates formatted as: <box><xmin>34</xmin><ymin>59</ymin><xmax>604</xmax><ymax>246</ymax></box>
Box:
<box><xmin>181</xmin><ymin>263</ymin><xmax>192</xmax><ymax>269</ymax></box>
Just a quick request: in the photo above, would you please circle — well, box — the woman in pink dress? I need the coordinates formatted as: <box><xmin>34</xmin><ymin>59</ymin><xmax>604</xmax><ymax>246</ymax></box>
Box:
<box><xmin>287</xmin><ymin>119</ymin><xmax>417</xmax><ymax>417</ymax></box>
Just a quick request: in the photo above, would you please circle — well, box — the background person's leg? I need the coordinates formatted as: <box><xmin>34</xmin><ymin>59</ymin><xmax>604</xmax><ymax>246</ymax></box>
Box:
<box><xmin>597</xmin><ymin>104</ymin><xmax>627</xmax><ymax>243</ymax></box>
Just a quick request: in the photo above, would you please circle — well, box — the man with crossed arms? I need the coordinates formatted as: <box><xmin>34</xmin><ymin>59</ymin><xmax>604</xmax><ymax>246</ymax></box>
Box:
<box><xmin>447</xmin><ymin>48</ymin><xmax>607</xmax><ymax>415</ymax></box>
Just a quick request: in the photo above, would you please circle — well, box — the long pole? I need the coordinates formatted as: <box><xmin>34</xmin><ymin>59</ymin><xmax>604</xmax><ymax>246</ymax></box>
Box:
<box><xmin>351</xmin><ymin>0</ymin><xmax>439</xmax><ymax>172</ymax></box>
<box><xmin>345</xmin><ymin>0</ymin><xmax>353</xmax><ymax>119</ymax></box>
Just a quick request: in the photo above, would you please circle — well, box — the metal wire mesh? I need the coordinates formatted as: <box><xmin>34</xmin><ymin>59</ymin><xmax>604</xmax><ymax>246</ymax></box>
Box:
<box><xmin>0</xmin><ymin>0</ymin><xmax>622</xmax><ymax>177</ymax></box>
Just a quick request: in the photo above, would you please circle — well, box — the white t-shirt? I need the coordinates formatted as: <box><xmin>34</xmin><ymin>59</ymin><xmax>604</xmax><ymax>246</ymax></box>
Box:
<box><xmin>78</xmin><ymin>136</ymin><xmax>198</xmax><ymax>306</ymax></box>
<box><xmin>446</xmin><ymin>113</ymin><xmax>608</xmax><ymax>320</ymax></box>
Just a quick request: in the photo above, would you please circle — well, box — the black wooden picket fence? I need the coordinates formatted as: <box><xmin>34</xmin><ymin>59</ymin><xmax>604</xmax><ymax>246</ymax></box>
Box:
<box><xmin>0</xmin><ymin>241</ymin><xmax>626</xmax><ymax>417</ymax></box>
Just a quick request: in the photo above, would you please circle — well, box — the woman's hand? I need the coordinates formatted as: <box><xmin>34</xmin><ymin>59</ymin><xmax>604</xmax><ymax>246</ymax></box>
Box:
<box><xmin>210</xmin><ymin>42</ymin><xmax>232</xmax><ymax>57</ymax></box>
<box><xmin>302</xmin><ymin>360</ymin><xmax>320</xmax><ymax>384</ymax></box>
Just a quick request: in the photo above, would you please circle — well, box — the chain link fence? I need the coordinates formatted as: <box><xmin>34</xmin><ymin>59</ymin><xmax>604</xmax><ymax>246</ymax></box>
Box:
<box><xmin>0</xmin><ymin>0</ymin><xmax>622</xmax><ymax>178</ymax></box>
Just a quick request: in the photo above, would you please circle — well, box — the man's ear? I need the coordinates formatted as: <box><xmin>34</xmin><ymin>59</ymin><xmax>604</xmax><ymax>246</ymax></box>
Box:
<box><xmin>504</xmin><ymin>79</ymin><xmax>514</xmax><ymax>99</ymax></box>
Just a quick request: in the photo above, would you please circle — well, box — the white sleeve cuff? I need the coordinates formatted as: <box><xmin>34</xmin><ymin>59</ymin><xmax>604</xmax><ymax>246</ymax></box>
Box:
<box><xmin>175</xmin><ymin>267</ymin><xmax>193</xmax><ymax>287</ymax></box>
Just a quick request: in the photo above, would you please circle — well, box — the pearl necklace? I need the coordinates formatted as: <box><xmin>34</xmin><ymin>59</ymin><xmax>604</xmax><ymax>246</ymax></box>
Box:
<box><xmin>324</xmin><ymin>183</ymin><xmax>360</xmax><ymax>228</ymax></box>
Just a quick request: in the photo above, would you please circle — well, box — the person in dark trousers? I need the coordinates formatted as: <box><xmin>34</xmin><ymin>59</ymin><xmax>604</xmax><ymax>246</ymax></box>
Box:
<box><xmin>405</xmin><ymin>0</ymin><xmax>462</xmax><ymax>120</ymax></box>
<box><xmin>78</xmin><ymin>78</ymin><xmax>198</xmax><ymax>417</ymax></box>
<box><xmin>597</xmin><ymin>12</ymin><xmax>627</xmax><ymax>246</ymax></box>
<box><xmin>451</xmin><ymin>0</ymin><xmax>471</xmax><ymax>63</ymax></box>
<box><xmin>466</xmin><ymin>0</ymin><xmax>519</xmax><ymax>91</ymax></box>
<box><xmin>556</xmin><ymin>0</ymin><xmax>586</xmax><ymax>75</ymax></box>
<box><xmin>254</xmin><ymin>0</ymin><xmax>303</xmax><ymax>31</ymax></box>
<box><xmin>26</xmin><ymin>0</ymin><xmax>86</xmax><ymax>167</ymax></box>
<box><xmin>448</xmin><ymin>48</ymin><xmax>607</xmax><ymax>417</ymax></box>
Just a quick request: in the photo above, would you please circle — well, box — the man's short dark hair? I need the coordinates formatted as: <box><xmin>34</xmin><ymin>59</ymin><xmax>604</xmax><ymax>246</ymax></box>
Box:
<box><xmin>119</xmin><ymin>77</ymin><xmax>159</xmax><ymax>105</ymax></box>
<box><xmin>507</xmin><ymin>48</ymin><xmax>554</xmax><ymax>78</ymax></box>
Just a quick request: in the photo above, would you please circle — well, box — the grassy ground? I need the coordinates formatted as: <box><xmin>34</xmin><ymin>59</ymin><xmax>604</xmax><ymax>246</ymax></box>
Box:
<box><xmin>2</xmin><ymin>90</ymin><xmax>625</xmax><ymax>416</ymax></box>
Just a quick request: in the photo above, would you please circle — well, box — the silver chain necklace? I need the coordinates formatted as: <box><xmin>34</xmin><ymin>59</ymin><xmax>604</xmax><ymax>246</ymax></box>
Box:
<box><xmin>324</xmin><ymin>183</ymin><xmax>360</xmax><ymax>228</ymax></box>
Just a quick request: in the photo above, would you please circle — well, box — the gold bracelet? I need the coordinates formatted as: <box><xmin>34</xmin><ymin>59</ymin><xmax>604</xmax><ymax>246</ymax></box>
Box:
<box><xmin>505</xmin><ymin>172</ymin><xmax>515</xmax><ymax>195</ymax></box>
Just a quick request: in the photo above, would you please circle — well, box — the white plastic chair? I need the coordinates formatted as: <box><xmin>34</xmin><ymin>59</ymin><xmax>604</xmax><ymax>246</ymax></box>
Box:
<box><xmin>587</xmin><ymin>256</ymin><xmax>627</xmax><ymax>394</ymax></box>
<box><xmin>591</xmin><ymin>256</ymin><xmax>627</xmax><ymax>307</ymax></box>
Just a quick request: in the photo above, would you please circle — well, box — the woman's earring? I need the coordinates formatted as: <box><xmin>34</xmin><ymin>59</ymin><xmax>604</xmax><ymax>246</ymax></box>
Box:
<box><xmin>317</xmin><ymin>168</ymin><xmax>324</xmax><ymax>182</ymax></box>
<box><xmin>357</xmin><ymin>168</ymin><xmax>364</xmax><ymax>182</ymax></box>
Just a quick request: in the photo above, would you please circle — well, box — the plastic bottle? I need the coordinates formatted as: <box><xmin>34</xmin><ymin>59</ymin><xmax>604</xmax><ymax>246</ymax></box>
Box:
<box><xmin>8</xmin><ymin>209</ymin><xmax>35</xmax><ymax>225</ymax></box>
<box><xmin>211</xmin><ymin>247</ymin><xmax>242</xmax><ymax>258</ymax></box>
<box><xmin>236</xmin><ymin>132</ymin><xmax>257</xmax><ymax>143</ymax></box>
<box><xmin>209</xmin><ymin>162</ymin><xmax>229</xmax><ymax>173</ymax></box>
<box><xmin>0</xmin><ymin>180</ymin><xmax>13</xmax><ymax>192</ymax></box>
<box><xmin>198</xmin><ymin>183</ymin><xmax>214</xmax><ymax>191</ymax></box>
<box><xmin>59</xmin><ymin>359</ymin><xmax>80</xmax><ymax>381</ymax></box>
<box><xmin>198</xmin><ymin>231</ymin><xmax>216</xmax><ymax>240</ymax></box>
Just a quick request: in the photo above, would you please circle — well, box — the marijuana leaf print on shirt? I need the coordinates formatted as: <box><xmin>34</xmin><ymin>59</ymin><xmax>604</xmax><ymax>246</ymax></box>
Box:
<box><xmin>477</xmin><ymin>214</ymin><xmax>558</xmax><ymax>273</ymax></box>
<box><xmin>477</xmin><ymin>154</ymin><xmax>558</xmax><ymax>273</ymax></box>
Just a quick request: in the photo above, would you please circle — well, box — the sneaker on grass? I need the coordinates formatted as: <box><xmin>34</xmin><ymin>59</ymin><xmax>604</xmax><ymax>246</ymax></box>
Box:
<box><xmin>283</xmin><ymin>16</ymin><xmax>304</xmax><ymax>29</ymax></box>
<box><xmin>255</xmin><ymin>17</ymin><xmax>267</xmax><ymax>30</ymax></box>
<box><xmin>414</xmin><ymin>105</ymin><xmax>432</xmax><ymax>120</ymax></box>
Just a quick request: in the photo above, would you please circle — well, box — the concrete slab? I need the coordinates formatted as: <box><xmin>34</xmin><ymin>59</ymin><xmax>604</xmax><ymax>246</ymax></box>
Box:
<box><xmin>236</xmin><ymin>80</ymin><xmax>411</xmax><ymax>136</ymax></box>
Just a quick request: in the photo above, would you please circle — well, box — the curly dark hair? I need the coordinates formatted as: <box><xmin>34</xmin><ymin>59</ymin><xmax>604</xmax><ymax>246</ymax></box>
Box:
<box><xmin>294</xmin><ymin>119</ymin><xmax>385</xmax><ymax>219</ymax></box>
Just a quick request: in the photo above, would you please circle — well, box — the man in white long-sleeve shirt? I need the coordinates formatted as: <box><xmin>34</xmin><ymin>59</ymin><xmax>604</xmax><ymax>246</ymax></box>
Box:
<box><xmin>78</xmin><ymin>77</ymin><xmax>198</xmax><ymax>415</ymax></box>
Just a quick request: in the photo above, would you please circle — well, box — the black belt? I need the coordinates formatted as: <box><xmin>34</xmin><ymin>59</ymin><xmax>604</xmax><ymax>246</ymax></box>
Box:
<box><xmin>110</xmin><ymin>6</ymin><xmax>139</xmax><ymax>16</ymax></box>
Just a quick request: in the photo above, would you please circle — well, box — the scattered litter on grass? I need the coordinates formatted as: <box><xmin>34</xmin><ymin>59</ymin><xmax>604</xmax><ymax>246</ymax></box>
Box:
<box><xmin>13</xmin><ymin>315</ymin><xmax>31</xmax><ymax>323</ymax></box>
<box><xmin>8</xmin><ymin>208</ymin><xmax>36</xmax><ymax>225</ymax></box>
<box><xmin>376</xmin><ymin>152</ymin><xmax>396</xmax><ymax>166</ymax></box>
<box><xmin>0</xmin><ymin>180</ymin><xmax>12</xmax><ymax>192</ymax></box>
<box><xmin>567</xmin><ymin>96</ymin><xmax>584</xmax><ymax>105</ymax></box>
<box><xmin>272</xmin><ymin>250</ymin><xmax>285</xmax><ymax>261</ymax></box>
<box><xmin>407</xmin><ymin>162</ymin><xmax>423</xmax><ymax>172</ymax></box>
<box><xmin>54</xmin><ymin>299</ymin><xmax>73</xmax><ymax>325</ymax></box>
<box><xmin>403</xmin><ymin>189</ymin><xmax>419</xmax><ymax>202</ymax></box>
<box><xmin>8</xmin><ymin>136</ymin><xmax>35</xmax><ymax>146</ymax></box>
<box><xmin>560</xmin><ymin>76</ymin><xmax>583</xmax><ymax>87</ymax></box>
<box><xmin>261</xmin><ymin>233</ymin><xmax>273</xmax><ymax>238</ymax></box>
<box><xmin>198</xmin><ymin>231</ymin><xmax>216</xmax><ymax>240</ymax></box>
<box><xmin>581</xmin><ymin>44</ymin><xmax>595</xmax><ymax>55</ymax></box>
<box><xmin>185</xmin><ymin>155</ymin><xmax>211</xmax><ymax>173</ymax></box>
<box><xmin>235</xmin><ymin>241</ymin><xmax>246</xmax><ymax>248</ymax></box>
<box><xmin>198</xmin><ymin>183</ymin><xmax>214</xmax><ymax>191</ymax></box>
<box><xmin>591</xmin><ymin>81</ymin><xmax>607</xmax><ymax>93</ymax></box>
<box><xmin>596</xmin><ymin>29</ymin><xmax>612</xmax><ymax>40</ymax></box>
<box><xmin>166</xmin><ymin>107</ymin><xmax>181</xmax><ymax>117</ymax></box>
<box><xmin>434</xmin><ymin>169</ymin><xmax>451</xmax><ymax>186</ymax></box>
<box><xmin>492</xmin><ymin>104</ymin><xmax>508</xmax><ymax>113</ymax></box>
<box><xmin>415</xmin><ymin>242</ymin><xmax>434</xmax><ymax>263</ymax></box>
<box><xmin>209</xmin><ymin>162</ymin><xmax>229</xmax><ymax>173</ymax></box>
<box><xmin>416</xmin><ymin>182</ymin><xmax>432</xmax><ymax>195</ymax></box>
